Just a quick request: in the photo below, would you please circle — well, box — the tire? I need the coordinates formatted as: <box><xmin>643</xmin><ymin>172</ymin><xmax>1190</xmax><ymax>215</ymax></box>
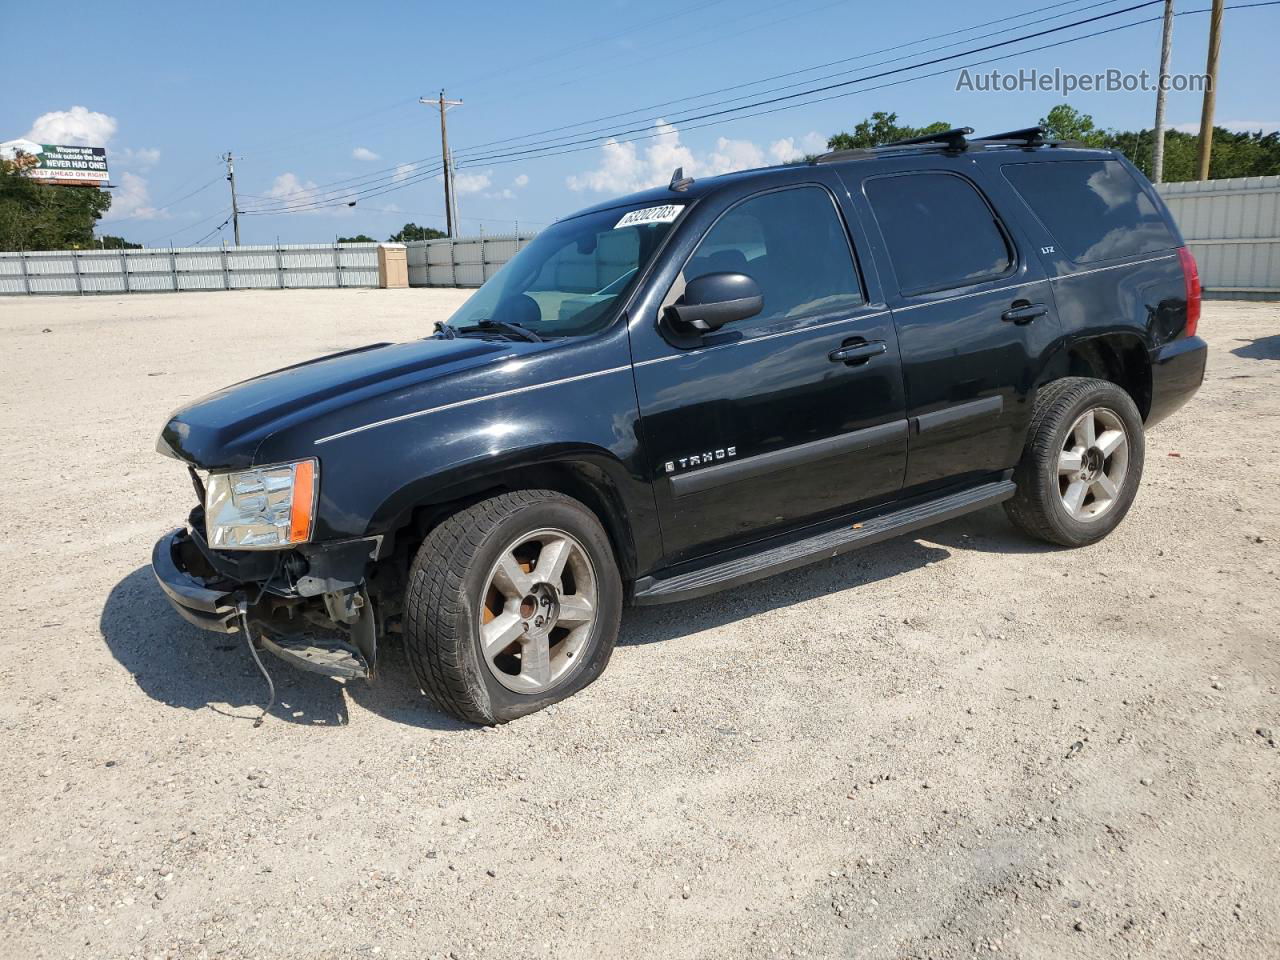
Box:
<box><xmin>404</xmin><ymin>490</ymin><xmax>622</xmax><ymax>724</ymax></box>
<box><xmin>1004</xmin><ymin>377</ymin><xmax>1145</xmax><ymax>547</ymax></box>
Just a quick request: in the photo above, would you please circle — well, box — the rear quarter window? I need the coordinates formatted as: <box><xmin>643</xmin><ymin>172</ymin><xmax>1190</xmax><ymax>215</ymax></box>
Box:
<box><xmin>1002</xmin><ymin>159</ymin><xmax>1177</xmax><ymax>264</ymax></box>
<box><xmin>864</xmin><ymin>172</ymin><xmax>1014</xmax><ymax>296</ymax></box>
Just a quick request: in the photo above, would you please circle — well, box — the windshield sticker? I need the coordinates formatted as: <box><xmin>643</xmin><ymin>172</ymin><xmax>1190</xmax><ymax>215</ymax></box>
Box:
<box><xmin>614</xmin><ymin>204</ymin><xmax>683</xmax><ymax>229</ymax></box>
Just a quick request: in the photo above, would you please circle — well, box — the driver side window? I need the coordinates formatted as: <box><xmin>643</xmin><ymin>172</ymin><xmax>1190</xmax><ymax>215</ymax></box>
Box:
<box><xmin>672</xmin><ymin>186</ymin><xmax>864</xmax><ymax>329</ymax></box>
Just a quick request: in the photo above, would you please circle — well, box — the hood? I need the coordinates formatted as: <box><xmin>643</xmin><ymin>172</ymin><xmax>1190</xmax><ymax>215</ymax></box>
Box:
<box><xmin>158</xmin><ymin>336</ymin><xmax>510</xmax><ymax>468</ymax></box>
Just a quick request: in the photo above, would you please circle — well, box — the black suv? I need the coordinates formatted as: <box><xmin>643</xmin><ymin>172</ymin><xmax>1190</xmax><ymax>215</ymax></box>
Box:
<box><xmin>153</xmin><ymin>126</ymin><xmax>1206</xmax><ymax>724</ymax></box>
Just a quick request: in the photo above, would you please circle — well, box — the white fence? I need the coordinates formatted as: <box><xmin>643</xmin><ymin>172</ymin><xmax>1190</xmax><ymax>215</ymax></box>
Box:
<box><xmin>1157</xmin><ymin>176</ymin><xmax>1280</xmax><ymax>299</ymax></box>
<box><xmin>0</xmin><ymin>242</ymin><xmax>380</xmax><ymax>295</ymax></box>
<box><xmin>406</xmin><ymin>233</ymin><xmax>538</xmax><ymax>287</ymax></box>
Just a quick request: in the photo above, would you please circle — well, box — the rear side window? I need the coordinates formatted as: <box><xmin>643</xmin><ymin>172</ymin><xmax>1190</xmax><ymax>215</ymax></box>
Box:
<box><xmin>865</xmin><ymin>173</ymin><xmax>1013</xmax><ymax>295</ymax></box>
<box><xmin>1002</xmin><ymin>159</ymin><xmax>1177</xmax><ymax>264</ymax></box>
<box><xmin>675</xmin><ymin>186</ymin><xmax>864</xmax><ymax>328</ymax></box>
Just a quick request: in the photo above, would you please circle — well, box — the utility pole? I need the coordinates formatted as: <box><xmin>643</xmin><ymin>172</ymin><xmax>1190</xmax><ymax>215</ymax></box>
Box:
<box><xmin>222</xmin><ymin>151</ymin><xmax>241</xmax><ymax>246</ymax></box>
<box><xmin>1195</xmin><ymin>0</ymin><xmax>1225</xmax><ymax>180</ymax></box>
<box><xmin>420</xmin><ymin>91</ymin><xmax>463</xmax><ymax>238</ymax></box>
<box><xmin>1151</xmin><ymin>0</ymin><xmax>1175</xmax><ymax>183</ymax></box>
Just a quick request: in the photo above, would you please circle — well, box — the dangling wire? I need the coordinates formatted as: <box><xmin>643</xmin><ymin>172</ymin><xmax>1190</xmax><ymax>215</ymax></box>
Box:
<box><xmin>237</xmin><ymin>597</ymin><xmax>275</xmax><ymax>728</ymax></box>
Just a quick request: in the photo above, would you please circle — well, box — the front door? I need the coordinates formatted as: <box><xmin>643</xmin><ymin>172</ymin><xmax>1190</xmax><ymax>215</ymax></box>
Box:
<box><xmin>630</xmin><ymin>179</ymin><xmax>907</xmax><ymax>564</ymax></box>
<box><xmin>847</xmin><ymin>164</ymin><xmax>1063</xmax><ymax>492</ymax></box>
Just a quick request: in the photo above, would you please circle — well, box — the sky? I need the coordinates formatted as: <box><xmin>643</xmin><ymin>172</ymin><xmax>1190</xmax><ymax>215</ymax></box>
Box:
<box><xmin>2</xmin><ymin>0</ymin><xmax>1277</xmax><ymax>247</ymax></box>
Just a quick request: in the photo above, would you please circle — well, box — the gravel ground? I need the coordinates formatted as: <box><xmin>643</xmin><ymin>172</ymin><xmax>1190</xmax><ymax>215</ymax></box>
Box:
<box><xmin>0</xmin><ymin>289</ymin><xmax>1277</xmax><ymax>960</ymax></box>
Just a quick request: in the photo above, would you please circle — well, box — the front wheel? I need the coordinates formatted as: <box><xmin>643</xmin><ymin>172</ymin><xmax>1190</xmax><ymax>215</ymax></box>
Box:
<box><xmin>1004</xmin><ymin>377</ymin><xmax>1146</xmax><ymax>547</ymax></box>
<box><xmin>404</xmin><ymin>490</ymin><xmax>622</xmax><ymax>724</ymax></box>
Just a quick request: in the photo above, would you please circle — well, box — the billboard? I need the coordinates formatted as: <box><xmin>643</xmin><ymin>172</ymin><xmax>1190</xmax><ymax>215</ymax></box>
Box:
<box><xmin>0</xmin><ymin>139</ymin><xmax>109</xmax><ymax>186</ymax></box>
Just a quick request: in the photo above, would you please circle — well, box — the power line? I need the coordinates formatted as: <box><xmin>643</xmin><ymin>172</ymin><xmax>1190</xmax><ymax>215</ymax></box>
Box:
<box><xmin>192</xmin><ymin>214</ymin><xmax>234</xmax><ymax>247</ymax></box>
<box><xmin>231</xmin><ymin>0</ymin><xmax>1119</xmax><ymax>211</ymax></box>
<box><xmin>456</xmin><ymin>0</ymin><xmax>1278</xmax><ymax>172</ymax></box>
<box><xmin>101</xmin><ymin>170</ymin><xmax>224</xmax><ymax>225</ymax></box>
<box><xmin>136</xmin><ymin>207</ymin><xmax>232</xmax><ymax>246</ymax></box>
<box><xmin>235</xmin><ymin>4</ymin><xmax>1164</xmax><ymax>216</ymax></box>
<box><xmin>451</xmin><ymin>0</ymin><xmax>1167</xmax><ymax>170</ymax></box>
<box><xmin>451</xmin><ymin>0</ymin><xmax>1110</xmax><ymax>157</ymax></box>
<box><xmin>235</xmin><ymin>0</ymin><xmax>1279</xmax><ymax>218</ymax></box>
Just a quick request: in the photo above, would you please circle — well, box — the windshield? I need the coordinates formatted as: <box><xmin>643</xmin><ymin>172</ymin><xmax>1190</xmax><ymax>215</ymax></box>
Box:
<box><xmin>447</xmin><ymin>202</ymin><xmax>685</xmax><ymax>338</ymax></box>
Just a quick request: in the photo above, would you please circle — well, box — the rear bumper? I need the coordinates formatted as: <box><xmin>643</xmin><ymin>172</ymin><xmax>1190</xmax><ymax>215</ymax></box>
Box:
<box><xmin>151</xmin><ymin>528</ymin><xmax>240</xmax><ymax>633</ymax></box>
<box><xmin>1147</xmin><ymin>335</ymin><xmax>1207</xmax><ymax>429</ymax></box>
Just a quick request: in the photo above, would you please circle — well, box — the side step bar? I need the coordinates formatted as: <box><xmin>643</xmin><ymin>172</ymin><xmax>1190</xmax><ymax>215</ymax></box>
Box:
<box><xmin>632</xmin><ymin>480</ymin><xmax>1016</xmax><ymax>605</ymax></box>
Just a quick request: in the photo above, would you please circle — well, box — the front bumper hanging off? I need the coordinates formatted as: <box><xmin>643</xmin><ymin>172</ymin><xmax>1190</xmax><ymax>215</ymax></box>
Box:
<box><xmin>151</xmin><ymin>527</ymin><xmax>381</xmax><ymax>679</ymax></box>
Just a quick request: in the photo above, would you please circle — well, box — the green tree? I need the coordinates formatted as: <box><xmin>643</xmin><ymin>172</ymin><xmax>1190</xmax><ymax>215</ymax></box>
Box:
<box><xmin>388</xmin><ymin>222</ymin><xmax>446</xmax><ymax>242</ymax></box>
<box><xmin>0</xmin><ymin>151</ymin><xmax>113</xmax><ymax>250</ymax></box>
<box><xmin>337</xmin><ymin>233</ymin><xmax>377</xmax><ymax>243</ymax></box>
<box><xmin>96</xmin><ymin>234</ymin><xmax>141</xmax><ymax>249</ymax></box>
<box><xmin>826</xmin><ymin>111</ymin><xmax>952</xmax><ymax>150</ymax></box>
<box><xmin>1038</xmin><ymin>103</ymin><xmax>1280</xmax><ymax>180</ymax></box>
<box><xmin>1038</xmin><ymin>104</ymin><xmax>1110</xmax><ymax>147</ymax></box>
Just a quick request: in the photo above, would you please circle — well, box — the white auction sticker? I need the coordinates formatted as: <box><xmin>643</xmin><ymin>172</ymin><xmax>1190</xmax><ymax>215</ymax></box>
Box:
<box><xmin>614</xmin><ymin>204</ymin><xmax>683</xmax><ymax>229</ymax></box>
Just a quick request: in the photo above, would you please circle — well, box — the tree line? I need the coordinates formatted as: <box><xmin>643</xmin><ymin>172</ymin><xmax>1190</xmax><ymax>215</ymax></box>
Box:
<box><xmin>824</xmin><ymin>105</ymin><xmax>1280</xmax><ymax>182</ymax></box>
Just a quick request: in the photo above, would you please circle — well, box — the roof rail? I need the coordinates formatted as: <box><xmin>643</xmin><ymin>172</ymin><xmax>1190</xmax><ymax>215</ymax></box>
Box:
<box><xmin>879</xmin><ymin>126</ymin><xmax>974</xmax><ymax>151</ymax></box>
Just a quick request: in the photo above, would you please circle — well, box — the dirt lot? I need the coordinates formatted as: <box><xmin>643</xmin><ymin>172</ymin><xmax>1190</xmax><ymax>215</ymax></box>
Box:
<box><xmin>0</xmin><ymin>288</ymin><xmax>1277</xmax><ymax>960</ymax></box>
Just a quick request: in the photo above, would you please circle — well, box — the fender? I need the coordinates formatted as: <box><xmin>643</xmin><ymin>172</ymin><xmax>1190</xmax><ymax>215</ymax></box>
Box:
<box><xmin>367</xmin><ymin>441</ymin><xmax>658</xmax><ymax>580</ymax></box>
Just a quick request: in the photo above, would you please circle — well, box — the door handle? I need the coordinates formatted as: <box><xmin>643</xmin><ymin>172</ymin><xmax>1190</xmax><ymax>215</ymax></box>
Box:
<box><xmin>829</xmin><ymin>341</ymin><xmax>886</xmax><ymax>364</ymax></box>
<box><xmin>1002</xmin><ymin>301</ymin><xmax>1048</xmax><ymax>325</ymax></box>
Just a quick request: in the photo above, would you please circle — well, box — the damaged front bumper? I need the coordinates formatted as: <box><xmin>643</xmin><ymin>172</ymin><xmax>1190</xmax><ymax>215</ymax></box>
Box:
<box><xmin>151</xmin><ymin>526</ymin><xmax>382</xmax><ymax>679</ymax></box>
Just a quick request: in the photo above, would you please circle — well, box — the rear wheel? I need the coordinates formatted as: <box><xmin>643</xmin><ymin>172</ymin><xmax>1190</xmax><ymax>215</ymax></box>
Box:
<box><xmin>1005</xmin><ymin>377</ymin><xmax>1145</xmax><ymax>547</ymax></box>
<box><xmin>404</xmin><ymin>490</ymin><xmax>622</xmax><ymax>724</ymax></box>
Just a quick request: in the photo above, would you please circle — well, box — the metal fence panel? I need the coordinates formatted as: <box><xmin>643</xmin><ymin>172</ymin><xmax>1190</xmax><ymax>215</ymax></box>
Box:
<box><xmin>1157</xmin><ymin>176</ymin><xmax>1280</xmax><ymax>299</ymax></box>
<box><xmin>0</xmin><ymin>241</ymin><xmax>386</xmax><ymax>296</ymax></box>
<box><xmin>406</xmin><ymin>233</ymin><xmax>536</xmax><ymax>288</ymax></box>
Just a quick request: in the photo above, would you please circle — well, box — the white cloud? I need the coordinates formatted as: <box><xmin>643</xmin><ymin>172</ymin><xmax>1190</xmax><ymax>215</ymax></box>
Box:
<box><xmin>566</xmin><ymin>120</ymin><xmax>693</xmax><ymax>194</ymax></box>
<box><xmin>482</xmin><ymin>173</ymin><xmax>531</xmax><ymax>201</ymax></box>
<box><xmin>352</xmin><ymin>146</ymin><xmax>380</xmax><ymax>161</ymax></box>
<box><xmin>115</xmin><ymin>146</ymin><xmax>161</xmax><ymax>170</ymax></box>
<box><xmin>768</xmin><ymin>131</ymin><xmax>827</xmax><ymax>163</ymax></box>
<box><xmin>393</xmin><ymin>162</ymin><xmax>418</xmax><ymax>182</ymax></box>
<box><xmin>25</xmin><ymin>106</ymin><xmax>118</xmax><ymax>146</ymax></box>
<box><xmin>567</xmin><ymin>121</ymin><xmax>824</xmax><ymax>194</ymax></box>
<box><xmin>453</xmin><ymin>171</ymin><xmax>492</xmax><ymax>195</ymax></box>
<box><xmin>101</xmin><ymin>171</ymin><xmax>166</xmax><ymax>222</ymax></box>
<box><xmin>260</xmin><ymin>172</ymin><xmax>339</xmax><ymax>215</ymax></box>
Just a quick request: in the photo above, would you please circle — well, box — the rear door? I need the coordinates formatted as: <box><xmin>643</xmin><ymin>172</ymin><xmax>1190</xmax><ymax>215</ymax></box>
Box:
<box><xmin>628</xmin><ymin>175</ymin><xmax>907</xmax><ymax>563</ymax></box>
<box><xmin>843</xmin><ymin>161</ymin><xmax>1063</xmax><ymax>493</ymax></box>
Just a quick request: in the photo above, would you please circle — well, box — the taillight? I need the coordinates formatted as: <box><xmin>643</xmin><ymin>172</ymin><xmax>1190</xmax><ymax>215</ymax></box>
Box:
<box><xmin>1177</xmin><ymin>246</ymin><xmax>1201</xmax><ymax>338</ymax></box>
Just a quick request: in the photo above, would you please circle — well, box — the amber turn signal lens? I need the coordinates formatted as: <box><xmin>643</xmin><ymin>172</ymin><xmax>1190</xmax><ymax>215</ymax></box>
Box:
<box><xmin>288</xmin><ymin>459</ymin><xmax>316</xmax><ymax>544</ymax></box>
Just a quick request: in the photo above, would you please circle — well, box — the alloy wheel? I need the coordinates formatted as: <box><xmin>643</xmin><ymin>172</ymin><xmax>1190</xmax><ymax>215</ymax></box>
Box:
<box><xmin>477</xmin><ymin>528</ymin><xmax>598</xmax><ymax>694</ymax></box>
<box><xmin>1058</xmin><ymin>406</ymin><xmax>1129</xmax><ymax>522</ymax></box>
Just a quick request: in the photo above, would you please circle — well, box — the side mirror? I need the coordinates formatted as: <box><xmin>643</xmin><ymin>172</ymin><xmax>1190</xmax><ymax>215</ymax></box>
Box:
<box><xmin>666</xmin><ymin>272</ymin><xmax>763</xmax><ymax>332</ymax></box>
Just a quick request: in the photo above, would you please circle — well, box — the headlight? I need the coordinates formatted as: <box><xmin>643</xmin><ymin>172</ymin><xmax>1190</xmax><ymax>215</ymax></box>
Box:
<box><xmin>205</xmin><ymin>459</ymin><xmax>317</xmax><ymax>550</ymax></box>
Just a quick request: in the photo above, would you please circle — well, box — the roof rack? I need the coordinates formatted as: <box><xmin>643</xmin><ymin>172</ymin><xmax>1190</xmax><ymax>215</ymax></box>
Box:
<box><xmin>812</xmin><ymin>126</ymin><xmax>975</xmax><ymax>164</ymax></box>
<box><xmin>809</xmin><ymin>124</ymin><xmax>1087</xmax><ymax>166</ymax></box>
<box><xmin>973</xmin><ymin>125</ymin><xmax>1047</xmax><ymax>147</ymax></box>
<box><xmin>880</xmin><ymin>126</ymin><xmax>974</xmax><ymax>151</ymax></box>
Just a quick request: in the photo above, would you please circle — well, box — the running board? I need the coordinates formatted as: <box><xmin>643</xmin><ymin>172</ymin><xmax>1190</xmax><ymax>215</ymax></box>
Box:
<box><xmin>632</xmin><ymin>480</ymin><xmax>1016</xmax><ymax>605</ymax></box>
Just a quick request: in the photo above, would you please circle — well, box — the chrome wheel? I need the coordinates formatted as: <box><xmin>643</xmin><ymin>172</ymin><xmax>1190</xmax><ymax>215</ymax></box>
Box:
<box><xmin>1058</xmin><ymin>406</ymin><xmax>1129</xmax><ymax>522</ymax></box>
<box><xmin>478</xmin><ymin>528</ymin><xmax>597</xmax><ymax>694</ymax></box>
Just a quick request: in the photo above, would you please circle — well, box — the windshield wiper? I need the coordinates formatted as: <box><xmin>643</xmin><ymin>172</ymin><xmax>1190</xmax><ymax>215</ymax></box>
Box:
<box><xmin>457</xmin><ymin>319</ymin><xmax>544</xmax><ymax>342</ymax></box>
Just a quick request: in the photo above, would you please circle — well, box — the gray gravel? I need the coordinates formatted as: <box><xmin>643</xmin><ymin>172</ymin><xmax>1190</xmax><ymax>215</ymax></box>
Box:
<box><xmin>0</xmin><ymin>289</ymin><xmax>1277</xmax><ymax>959</ymax></box>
